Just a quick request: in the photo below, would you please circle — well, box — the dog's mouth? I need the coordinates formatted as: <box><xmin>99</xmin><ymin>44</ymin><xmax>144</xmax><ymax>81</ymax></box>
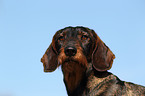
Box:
<box><xmin>61</xmin><ymin>58</ymin><xmax>87</xmax><ymax>73</ymax></box>
<box><xmin>63</xmin><ymin>58</ymin><xmax>78</xmax><ymax>63</ymax></box>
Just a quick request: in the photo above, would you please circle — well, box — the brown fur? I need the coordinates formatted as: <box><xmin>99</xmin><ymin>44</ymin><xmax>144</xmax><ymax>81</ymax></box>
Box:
<box><xmin>58</xmin><ymin>46</ymin><xmax>88</xmax><ymax>92</ymax></box>
<box><xmin>41</xmin><ymin>26</ymin><xmax>145</xmax><ymax>96</ymax></box>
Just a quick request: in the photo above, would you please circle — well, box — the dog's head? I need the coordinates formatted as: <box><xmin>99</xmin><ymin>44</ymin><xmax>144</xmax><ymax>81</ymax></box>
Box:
<box><xmin>41</xmin><ymin>26</ymin><xmax>115</xmax><ymax>72</ymax></box>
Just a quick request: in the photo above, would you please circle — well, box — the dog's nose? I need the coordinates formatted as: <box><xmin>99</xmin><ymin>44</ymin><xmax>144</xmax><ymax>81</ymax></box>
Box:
<box><xmin>64</xmin><ymin>46</ymin><xmax>77</xmax><ymax>56</ymax></box>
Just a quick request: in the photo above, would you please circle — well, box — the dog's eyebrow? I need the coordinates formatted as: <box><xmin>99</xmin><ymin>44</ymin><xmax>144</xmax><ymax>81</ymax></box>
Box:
<box><xmin>77</xmin><ymin>30</ymin><xmax>89</xmax><ymax>37</ymax></box>
<box><xmin>55</xmin><ymin>30</ymin><xmax>67</xmax><ymax>38</ymax></box>
<box><xmin>81</xmin><ymin>31</ymin><xmax>89</xmax><ymax>35</ymax></box>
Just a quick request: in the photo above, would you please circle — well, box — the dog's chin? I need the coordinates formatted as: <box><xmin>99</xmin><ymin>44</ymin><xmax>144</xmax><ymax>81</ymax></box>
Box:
<box><xmin>61</xmin><ymin>59</ymin><xmax>86</xmax><ymax>73</ymax></box>
<box><xmin>62</xmin><ymin>60</ymin><xmax>78</xmax><ymax>72</ymax></box>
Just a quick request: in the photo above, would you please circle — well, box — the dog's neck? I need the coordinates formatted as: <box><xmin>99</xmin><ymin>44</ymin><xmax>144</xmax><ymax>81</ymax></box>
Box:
<box><xmin>61</xmin><ymin>61</ymin><xmax>87</xmax><ymax>96</ymax></box>
<box><xmin>62</xmin><ymin>62</ymin><xmax>111</xmax><ymax>96</ymax></box>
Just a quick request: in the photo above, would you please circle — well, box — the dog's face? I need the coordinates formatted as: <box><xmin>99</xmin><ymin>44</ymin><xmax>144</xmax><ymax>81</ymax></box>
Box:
<box><xmin>54</xmin><ymin>27</ymin><xmax>95</xmax><ymax>65</ymax></box>
<box><xmin>53</xmin><ymin>27</ymin><xmax>94</xmax><ymax>55</ymax></box>
<box><xmin>41</xmin><ymin>26</ymin><xmax>115</xmax><ymax>73</ymax></box>
<box><xmin>53</xmin><ymin>27</ymin><xmax>96</xmax><ymax>74</ymax></box>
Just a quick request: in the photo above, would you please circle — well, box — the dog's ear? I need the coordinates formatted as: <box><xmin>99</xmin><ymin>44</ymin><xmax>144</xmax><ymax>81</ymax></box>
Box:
<box><xmin>92</xmin><ymin>33</ymin><xmax>115</xmax><ymax>72</ymax></box>
<box><xmin>41</xmin><ymin>43</ymin><xmax>58</xmax><ymax>72</ymax></box>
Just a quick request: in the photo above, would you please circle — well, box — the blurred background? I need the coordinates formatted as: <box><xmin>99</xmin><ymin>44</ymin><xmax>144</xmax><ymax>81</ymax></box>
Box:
<box><xmin>0</xmin><ymin>0</ymin><xmax>145</xmax><ymax>96</ymax></box>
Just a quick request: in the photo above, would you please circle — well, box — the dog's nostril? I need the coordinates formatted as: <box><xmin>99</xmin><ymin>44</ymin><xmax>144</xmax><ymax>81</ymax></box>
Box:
<box><xmin>65</xmin><ymin>47</ymin><xmax>77</xmax><ymax>56</ymax></box>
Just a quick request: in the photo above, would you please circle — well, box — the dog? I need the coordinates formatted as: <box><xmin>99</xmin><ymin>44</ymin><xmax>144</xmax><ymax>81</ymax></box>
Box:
<box><xmin>41</xmin><ymin>26</ymin><xmax>145</xmax><ymax>96</ymax></box>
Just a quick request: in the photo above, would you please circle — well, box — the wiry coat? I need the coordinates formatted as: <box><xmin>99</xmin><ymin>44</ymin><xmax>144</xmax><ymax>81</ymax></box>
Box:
<box><xmin>41</xmin><ymin>26</ymin><xmax>145</xmax><ymax>96</ymax></box>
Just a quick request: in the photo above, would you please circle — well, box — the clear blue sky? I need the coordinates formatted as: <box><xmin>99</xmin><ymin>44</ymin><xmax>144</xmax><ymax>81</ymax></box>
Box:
<box><xmin>0</xmin><ymin>0</ymin><xmax>145</xmax><ymax>96</ymax></box>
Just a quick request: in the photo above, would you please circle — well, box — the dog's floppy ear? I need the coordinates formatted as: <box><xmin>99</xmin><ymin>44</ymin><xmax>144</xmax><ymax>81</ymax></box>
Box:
<box><xmin>41</xmin><ymin>43</ymin><xmax>58</xmax><ymax>72</ymax></box>
<box><xmin>92</xmin><ymin>32</ymin><xmax>115</xmax><ymax>72</ymax></box>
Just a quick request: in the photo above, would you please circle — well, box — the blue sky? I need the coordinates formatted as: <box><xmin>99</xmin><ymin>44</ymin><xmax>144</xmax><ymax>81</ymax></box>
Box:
<box><xmin>0</xmin><ymin>0</ymin><xmax>145</xmax><ymax>96</ymax></box>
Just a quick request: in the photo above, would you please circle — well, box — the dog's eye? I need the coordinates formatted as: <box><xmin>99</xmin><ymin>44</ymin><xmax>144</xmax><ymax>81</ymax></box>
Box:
<box><xmin>81</xmin><ymin>35</ymin><xmax>88</xmax><ymax>40</ymax></box>
<box><xmin>58</xmin><ymin>36</ymin><xmax>65</xmax><ymax>41</ymax></box>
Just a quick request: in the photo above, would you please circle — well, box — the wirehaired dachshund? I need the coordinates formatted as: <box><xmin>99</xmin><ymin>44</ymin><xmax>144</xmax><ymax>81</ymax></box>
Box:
<box><xmin>41</xmin><ymin>26</ymin><xmax>145</xmax><ymax>96</ymax></box>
